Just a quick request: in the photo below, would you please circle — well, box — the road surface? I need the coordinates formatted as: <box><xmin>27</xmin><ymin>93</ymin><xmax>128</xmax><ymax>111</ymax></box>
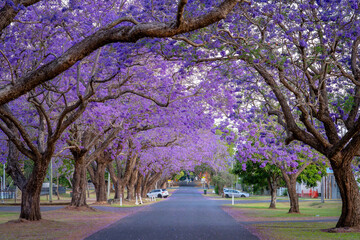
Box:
<box><xmin>86</xmin><ymin>187</ymin><xmax>258</xmax><ymax>240</ymax></box>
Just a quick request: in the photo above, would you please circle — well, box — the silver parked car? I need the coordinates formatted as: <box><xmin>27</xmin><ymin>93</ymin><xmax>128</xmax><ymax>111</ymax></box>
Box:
<box><xmin>147</xmin><ymin>189</ymin><xmax>169</xmax><ymax>198</ymax></box>
<box><xmin>223</xmin><ymin>189</ymin><xmax>249</xmax><ymax>198</ymax></box>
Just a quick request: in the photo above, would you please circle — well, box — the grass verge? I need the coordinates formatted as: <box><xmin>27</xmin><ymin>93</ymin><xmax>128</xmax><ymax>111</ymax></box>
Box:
<box><xmin>223</xmin><ymin>200</ymin><xmax>360</xmax><ymax>239</ymax></box>
<box><xmin>224</xmin><ymin>201</ymin><xmax>341</xmax><ymax>218</ymax></box>
<box><xmin>253</xmin><ymin>222</ymin><xmax>360</xmax><ymax>240</ymax></box>
<box><xmin>0</xmin><ymin>208</ymin><xmax>136</xmax><ymax>240</ymax></box>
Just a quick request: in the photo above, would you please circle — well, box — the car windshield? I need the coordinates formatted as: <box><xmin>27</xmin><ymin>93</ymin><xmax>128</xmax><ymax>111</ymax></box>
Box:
<box><xmin>162</xmin><ymin>189</ymin><xmax>166</xmax><ymax>191</ymax></box>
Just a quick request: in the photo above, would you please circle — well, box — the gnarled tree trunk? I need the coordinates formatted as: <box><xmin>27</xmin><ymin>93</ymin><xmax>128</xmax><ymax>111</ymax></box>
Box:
<box><xmin>287</xmin><ymin>177</ymin><xmax>299</xmax><ymax>213</ymax></box>
<box><xmin>88</xmin><ymin>160</ymin><xmax>107</xmax><ymax>203</ymax></box>
<box><xmin>331</xmin><ymin>159</ymin><xmax>360</xmax><ymax>227</ymax></box>
<box><xmin>277</xmin><ymin>161</ymin><xmax>310</xmax><ymax>214</ymax></box>
<box><xmin>283</xmin><ymin>174</ymin><xmax>299</xmax><ymax>213</ymax></box>
<box><xmin>70</xmin><ymin>156</ymin><xmax>88</xmax><ymax>207</ymax></box>
<box><xmin>108</xmin><ymin>165</ymin><xmax>125</xmax><ymax>200</ymax></box>
<box><xmin>88</xmin><ymin>151</ymin><xmax>114</xmax><ymax>203</ymax></box>
<box><xmin>280</xmin><ymin>167</ymin><xmax>300</xmax><ymax>214</ymax></box>
<box><xmin>20</xmin><ymin>160</ymin><xmax>48</xmax><ymax>220</ymax></box>
<box><xmin>5</xmin><ymin>121</ymin><xmax>47</xmax><ymax>221</ymax></box>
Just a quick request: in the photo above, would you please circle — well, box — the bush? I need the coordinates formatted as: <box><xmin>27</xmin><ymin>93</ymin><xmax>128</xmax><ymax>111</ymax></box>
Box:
<box><xmin>214</xmin><ymin>185</ymin><xmax>219</xmax><ymax>195</ymax></box>
<box><xmin>282</xmin><ymin>188</ymin><xmax>288</xmax><ymax>197</ymax></box>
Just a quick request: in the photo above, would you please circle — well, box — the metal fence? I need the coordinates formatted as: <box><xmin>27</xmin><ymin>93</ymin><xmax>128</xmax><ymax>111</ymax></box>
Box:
<box><xmin>0</xmin><ymin>189</ymin><xmax>16</xmax><ymax>199</ymax></box>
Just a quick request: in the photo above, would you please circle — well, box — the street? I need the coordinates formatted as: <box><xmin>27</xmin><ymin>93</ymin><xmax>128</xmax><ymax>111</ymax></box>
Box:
<box><xmin>86</xmin><ymin>187</ymin><xmax>258</xmax><ymax>240</ymax></box>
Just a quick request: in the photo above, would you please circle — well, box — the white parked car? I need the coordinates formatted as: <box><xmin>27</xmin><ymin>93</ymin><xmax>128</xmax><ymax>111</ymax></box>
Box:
<box><xmin>147</xmin><ymin>189</ymin><xmax>169</xmax><ymax>198</ymax></box>
<box><xmin>223</xmin><ymin>189</ymin><xmax>249</xmax><ymax>198</ymax></box>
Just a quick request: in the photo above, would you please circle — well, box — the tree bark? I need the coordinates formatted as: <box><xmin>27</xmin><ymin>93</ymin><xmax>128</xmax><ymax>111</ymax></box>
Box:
<box><xmin>268</xmin><ymin>177</ymin><xmax>277</xmax><ymax>209</ymax></box>
<box><xmin>331</xmin><ymin>160</ymin><xmax>360</xmax><ymax>227</ymax></box>
<box><xmin>70</xmin><ymin>157</ymin><xmax>88</xmax><ymax>207</ymax></box>
<box><xmin>284</xmin><ymin>175</ymin><xmax>300</xmax><ymax>213</ymax></box>
<box><xmin>135</xmin><ymin>174</ymin><xmax>144</xmax><ymax>197</ymax></box>
<box><xmin>6</xmin><ymin>135</ymin><xmax>26</xmax><ymax>191</ymax></box>
<box><xmin>95</xmin><ymin>162</ymin><xmax>107</xmax><ymax>202</ymax></box>
<box><xmin>19</xmin><ymin>161</ymin><xmax>48</xmax><ymax>220</ymax></box>
<box><xmin>278</xmin><ymin>162</ymin><xmax>309</xmax><ymax>214</ymax></box>
<box><xmin>108</xmin><ymin>163</ymin><xmax>120</xmax><ymax>199</ymax></box>
<box><xmin>141</xmin><ymin>173</ymin><xmax>151</xmax><ymax>198</ymax></box>
<box><xmin>126</xmin><ymin>168</ymin><xmax>138</xmax><ymax>201</ymax></box>
<box><xmin>88</xmin><ymin>161</ymin><xmax>107</xmax><ymax>203</ymax></box>
<box><xmin>159</xmin><ymin>178</ymin><xmax>167</xmax><ymax>189</ymax></box>
<box><xmin>0</xmin><ymin>0</ymin><xmax>41</xmax><ymax>32</ymax></box>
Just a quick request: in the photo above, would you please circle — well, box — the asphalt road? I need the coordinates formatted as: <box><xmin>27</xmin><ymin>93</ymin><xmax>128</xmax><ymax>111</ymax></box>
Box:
<box><xmin>86</xmin><ymin>187</ymin><xmax>258</xmax><ymax>240</ymax></box>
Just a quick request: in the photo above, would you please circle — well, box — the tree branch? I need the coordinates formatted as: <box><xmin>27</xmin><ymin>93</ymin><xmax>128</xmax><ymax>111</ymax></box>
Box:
<box><xmin>0</xmin><ymin>0</ymin><xmax>241</xmax><ymax>105</ymax></box>
<box><xmin>0</xmin><ymin>0</ymin><xmax>41</xmax><ymax>32</ymax></box>
<box><xmin>175</xmin><ymin>0</ymin><xmax>188</xmax><ymax>28</ymax></box>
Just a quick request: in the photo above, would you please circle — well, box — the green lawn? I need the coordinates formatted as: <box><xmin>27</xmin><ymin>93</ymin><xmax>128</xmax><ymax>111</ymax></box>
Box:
<box><xmin>254</xmin><ymin>222</ymin><xmax>360</xmax><ymax>240</ymax></box>
<box><xmin>224</xmin><ymin>200</ymin><xmax>360</xmax><ymax>239</ymax></box>
<box><xmin>226</xmin><ymin>201</ymin><xmax>341</xmax><ymax>218</ymax></box>
<box><xmin>0</xmin><ymin>212</ymin><xmax>20</xmax><ymax>224</ymax></box>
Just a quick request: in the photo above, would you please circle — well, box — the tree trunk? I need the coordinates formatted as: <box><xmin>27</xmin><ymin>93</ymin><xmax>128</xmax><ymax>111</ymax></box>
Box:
<box><xmin>20</xmin><ymin>161</ymin><xmax>48</xmax><ymax>220</ymax></box>
<box><xmin>88</xmin><ymin>151</ymin><xmax>113</xmax><ymax>203</ymax></box>
<box><xmin>141</xmin><ymin>173</ymin><xmax>151</xmax><ymax>198</ymax></box>
<box><xmin>113</xmin><ymin>181</ymin><xmax>120</xmax><ymax>199</ymax></box>
<box><xmin>115</xmin><ymin>183</ymin><xmax>124</xmax><ymax>200</ymax></box>
<box><xmin>95</xmin><ymin>162</ymin><xmax>107</xmax><ymax>202</ymax></box>
<box><xmin>268</xmin><ymin>177</ymin><xmax>277</xmax><ymax>209</ymax></box>
<box><xmin>6</xmin><ymin>137</ymin><xmax>26</xmax><ymax>191</ymax></box>
<box><xmin>331</xmin><ymin>160</ymin><xmax>360</xmax><ymax>228</ymax></box>
<box><xmin>279</xmin><ymin>166</ymin><xmax>300</xmax><ymax>214</ymax></box>
<box><xmin>127</xmin><ymin>169</ymin><xmax>138</xmax><ymax>201</ymax></box>
<box><xmin>127</xmin><ymin>186</ymin><xmax>135</xmax><ymax>201</ymax></box>
<box><xmin>135</xmin><ymin>174</ymin><xmax>144</xmax><ymax>197</ymax></box>
<box><xmin>142</xmin><ymin>172</ymin><xmax>162</xmax><ymax>198</ymax></box>
<box><xmin>159</xmin><ymin>178</ymin><xmax>167</xmax><ymax>189</ymax></box>
<box><xmin>70</xmin><ymin>159</ymin><xmax>88</xmax><ymax>207</ymax></box>
<box><xmin>286</xmin><ymin>175</ymin><xmax>300</xmax><ymax>213</ymax></box>
<box><xmin>107</xmin><ymin>147</ymin><xmax>138</xmax><ymax>200</ymax></box>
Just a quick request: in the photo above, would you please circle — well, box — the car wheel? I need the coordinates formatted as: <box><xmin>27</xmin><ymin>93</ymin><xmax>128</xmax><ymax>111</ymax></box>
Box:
<box><xmin>158</xmin><ymin>194</ymin><xmax>162</xmax><ymax>198</ymax></box>
<box><xmin>164</xmin><ymin>196</ymin><xmax>168</xmax><ymax>198</ymax></box>
<box><xmin>225</xmin><ymin>194</ymin><xmax>230</xmax><ymax>198</ymax></box>
<box><xmin>241</xmin><ymin>195</ymin><xmax>246</xmax><ymax>198</ymax></box>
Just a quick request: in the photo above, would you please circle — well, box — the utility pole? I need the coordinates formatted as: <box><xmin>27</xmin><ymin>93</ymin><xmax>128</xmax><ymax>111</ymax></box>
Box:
<box><xmin>1</xmin><ymin>163</ymin><xmax>5</xmax><ymax>203</ymax></box>
<box><xmin>107</xmin><ymin>171</ymin><xmax>110</xmax><ymax>200</ymax></box>
<box><xmin>49</xmin><ymin>159</ymin><xmax>53</xmax><ymax>203</ymax></box>
<box><xmin>3</xmin><ymin>163</ymin><xmax>5</xmax><ymax>190</ymax></box>
<box><xmin>231</xmin><ymin>158</ymin><xmax>235</xmax><ymax>189</ymax></box>
<box><xmin>321</xmin><ymin>176</ymin><xmax>325</xmax><ymax>203</ymax></box>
